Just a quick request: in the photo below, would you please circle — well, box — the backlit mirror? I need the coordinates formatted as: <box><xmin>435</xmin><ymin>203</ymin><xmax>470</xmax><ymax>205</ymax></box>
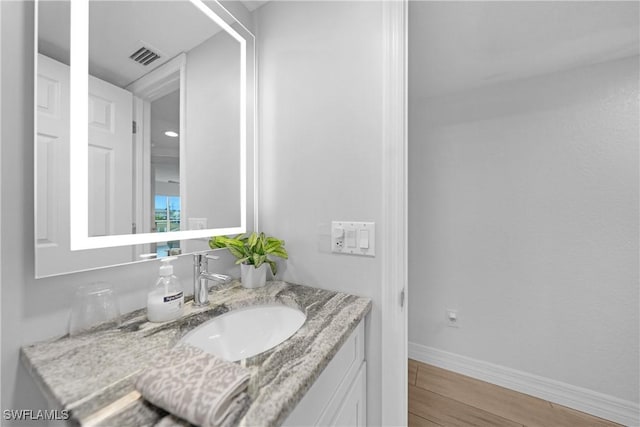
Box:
<box><xmin>35</xmin><ymin>0</ymin><xmax>255</xmax><ymax>277</ymax></box>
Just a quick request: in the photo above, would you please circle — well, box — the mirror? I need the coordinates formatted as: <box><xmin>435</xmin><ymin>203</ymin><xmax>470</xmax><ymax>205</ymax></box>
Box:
<box><xmin>35</xmin><ymin>0</ymin><xmax>255</xmax><ymax>277</ymax></box>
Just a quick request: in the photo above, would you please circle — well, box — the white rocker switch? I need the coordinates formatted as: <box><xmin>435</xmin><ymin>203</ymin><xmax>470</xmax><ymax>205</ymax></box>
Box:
<box><xmin>346</xmin><ymin>229</ymin><xmax>357</xmax><ymax>248</ymax></box>
<box><xmin>359</xmin><ymin>229</ymin><xmax>369</xmax><ymax>249</ymax></box>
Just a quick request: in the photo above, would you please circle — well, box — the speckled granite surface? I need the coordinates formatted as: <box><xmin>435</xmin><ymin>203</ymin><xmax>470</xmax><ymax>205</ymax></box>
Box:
<box><xmin>21</xmin><ymin>281</ymin><xmax>371</xmax><ymax>427</ymax></box>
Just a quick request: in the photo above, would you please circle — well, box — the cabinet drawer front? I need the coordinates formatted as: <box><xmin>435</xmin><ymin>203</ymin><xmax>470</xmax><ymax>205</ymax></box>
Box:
<box><xmin>283</xmin><ymin>321</ymin><xmax>365</xmax><ymax>426</ymax></box>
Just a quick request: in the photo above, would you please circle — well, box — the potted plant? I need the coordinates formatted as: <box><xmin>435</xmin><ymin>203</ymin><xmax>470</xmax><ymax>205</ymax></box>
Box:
<box><xmin>209</xmin><ymin>232</ymin><xmax>288</xmax><ymax>288</ymax></box>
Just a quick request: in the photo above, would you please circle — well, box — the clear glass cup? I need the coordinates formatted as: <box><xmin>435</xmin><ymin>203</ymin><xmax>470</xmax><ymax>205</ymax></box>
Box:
<box><xmin>68</xmin><ymin>282</ymin><xmax>121</xmax><ymax>336</ymax></box>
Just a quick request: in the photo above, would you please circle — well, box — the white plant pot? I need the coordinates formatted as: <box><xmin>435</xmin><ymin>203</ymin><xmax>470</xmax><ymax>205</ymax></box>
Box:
<box><xmin>240</xmin><ymin>263</ymin><xmax>267</xmax><ymax>289</ymax></box>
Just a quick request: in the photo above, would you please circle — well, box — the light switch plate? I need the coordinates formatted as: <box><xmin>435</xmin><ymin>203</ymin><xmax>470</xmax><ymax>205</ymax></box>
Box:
<box><xmin>331</xmin><ymin>221</ymin><xmax>375</xmax><ymax>256</ymax></box>
<box><xmin>188</xmin><ymin>218</ymin><xmax>208</xmax><ymax>230</ymax></box>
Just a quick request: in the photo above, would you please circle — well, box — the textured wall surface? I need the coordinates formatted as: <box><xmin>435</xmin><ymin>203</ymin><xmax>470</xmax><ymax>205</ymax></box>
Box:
<box><xmin>408</xmin><ymin>56</ymin><xmax>639</xmax><ymax>403</ymax></box>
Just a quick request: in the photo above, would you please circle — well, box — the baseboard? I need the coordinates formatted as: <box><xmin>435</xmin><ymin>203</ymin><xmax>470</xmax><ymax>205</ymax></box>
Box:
<box><xmin>409</xmin><ymin>342</ymin><xmax>640</xmax><ymax>426</ymax></box>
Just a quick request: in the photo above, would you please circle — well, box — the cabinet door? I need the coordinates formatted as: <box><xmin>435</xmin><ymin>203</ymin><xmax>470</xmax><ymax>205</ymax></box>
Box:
<box><xmin>330</xmin><ymin>362</ymin><xmax>367</xmax><ymax>427</ymax></box>
<box><xmin>283</xmin><ymin>322</ymin><xmax>365</xmax><ymax>426</ymax></box>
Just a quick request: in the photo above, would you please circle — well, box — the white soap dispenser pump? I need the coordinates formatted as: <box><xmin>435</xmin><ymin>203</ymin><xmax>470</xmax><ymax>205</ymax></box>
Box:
<box><xmin>147</xmin><ymin>256</ymin><xmax>184</xmax><ymax>323</ymax></box>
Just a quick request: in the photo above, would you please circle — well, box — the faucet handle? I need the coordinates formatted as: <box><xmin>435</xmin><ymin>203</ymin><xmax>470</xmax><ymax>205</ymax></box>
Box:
<box><xmin>193</xmin><ymin>251</ymin><xmax>208</xmax><ymax>265</ymax></box>
<box><xmin>193</xmin><ymin>252</ymin><xmax>220</xmax><ymax>269</ymax></box>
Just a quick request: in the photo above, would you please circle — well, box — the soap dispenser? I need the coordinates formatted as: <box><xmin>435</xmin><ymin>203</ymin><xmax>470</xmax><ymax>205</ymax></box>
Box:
<box><xmin>147</xmin><ymin>256</ymin><xmax>184</xmax><ymax>323</ymax></box>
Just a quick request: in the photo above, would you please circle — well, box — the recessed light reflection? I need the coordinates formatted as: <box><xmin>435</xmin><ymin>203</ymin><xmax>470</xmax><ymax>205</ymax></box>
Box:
<box><xmin>165</xmin><ymin>131</ymin><xmax>179</xmax><ymax>138</ymax></box>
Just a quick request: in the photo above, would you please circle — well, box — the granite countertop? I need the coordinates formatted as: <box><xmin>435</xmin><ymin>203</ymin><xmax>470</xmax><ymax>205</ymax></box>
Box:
<box><xmin>20</xmin><ymin>281</ymin><xmax>372</xmax><ymax>427</ymax></box>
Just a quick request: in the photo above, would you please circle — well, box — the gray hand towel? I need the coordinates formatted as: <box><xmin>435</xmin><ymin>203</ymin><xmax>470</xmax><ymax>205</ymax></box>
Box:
<box><xmin>154</xmin><ymin>393</ymin><xmax>251</xmax><ymax>427</ymax></box>
<box><xmin>136</xmin><ymin>344</ymin><xmax>250</xmax><ymax>427</ymax></box>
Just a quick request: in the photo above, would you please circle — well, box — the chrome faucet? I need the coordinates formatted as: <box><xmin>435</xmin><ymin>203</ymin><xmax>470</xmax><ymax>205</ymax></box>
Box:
<box><xmin>192</xmin><ymin>252</ymin><xmax>233</xmax><ymax>307</ymax></box>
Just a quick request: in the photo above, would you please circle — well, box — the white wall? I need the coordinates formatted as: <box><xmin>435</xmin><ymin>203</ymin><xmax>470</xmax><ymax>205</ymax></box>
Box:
<box><xmin>0</xmin><ymin>1</ymin><xmax>243</xmax><ymax>418</ymax></box>
<box><xmin>255</xmin><ymin>1</ymin><xmax>385</xmax><ymax>424</ymax></box>
<box><xmin>408</xmin><ymin>55</ymin><xmax>639</xmax><ymax>405</ymax></box>
<box><xmin>185</xmin><ymin>30</ymin><xmax>241</xmax><ymax>229</ymax></box>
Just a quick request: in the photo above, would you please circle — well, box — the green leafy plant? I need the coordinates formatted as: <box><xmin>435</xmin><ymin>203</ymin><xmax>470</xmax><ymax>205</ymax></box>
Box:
<box><xmin>209</xmin><ymin>232</ymin><xmax>288</xmax><ymax>275</ymax></box>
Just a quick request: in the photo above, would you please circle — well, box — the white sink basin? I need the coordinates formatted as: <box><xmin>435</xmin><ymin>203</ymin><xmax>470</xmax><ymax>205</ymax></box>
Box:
<box><xmin>180</xmin><ymin>304</ymin><xmax>306</xmax><ymax>361</ymax></box>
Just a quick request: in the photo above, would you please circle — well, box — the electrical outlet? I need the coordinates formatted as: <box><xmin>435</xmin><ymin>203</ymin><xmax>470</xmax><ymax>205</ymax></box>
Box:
<box><xmin>333</xmin><ymin>225</ymin><xmax>345</xmax><ymax>250</ymax></box>
<box><xmin>446</xmin><ymin>309</ymin><xmax>459</xmax><ymax>328</ymax></box>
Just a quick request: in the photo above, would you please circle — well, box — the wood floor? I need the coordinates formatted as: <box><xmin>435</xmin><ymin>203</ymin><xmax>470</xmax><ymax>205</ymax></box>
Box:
<box><xmin>408</xmin><ymin>359</ymin><xmax>622</xmax><ymax>427</ymax></box>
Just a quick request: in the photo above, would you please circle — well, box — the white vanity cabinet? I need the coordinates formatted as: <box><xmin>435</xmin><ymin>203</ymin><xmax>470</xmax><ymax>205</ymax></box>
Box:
<box><xmin>283</xmin><ymin>320</ymin><xmax>366</xmax><ymax>426</ymax></box>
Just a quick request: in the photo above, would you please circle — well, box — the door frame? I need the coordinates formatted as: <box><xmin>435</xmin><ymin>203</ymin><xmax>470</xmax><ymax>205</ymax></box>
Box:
<box><xmin>381</xmin><ymin>0</ymin><xmax>408</xmax><ymax>425</ymax></box>
<box><xmin>126</xmin><ymin>54</ymin><xmax>186</xmax><ymax>257</ymax></box>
